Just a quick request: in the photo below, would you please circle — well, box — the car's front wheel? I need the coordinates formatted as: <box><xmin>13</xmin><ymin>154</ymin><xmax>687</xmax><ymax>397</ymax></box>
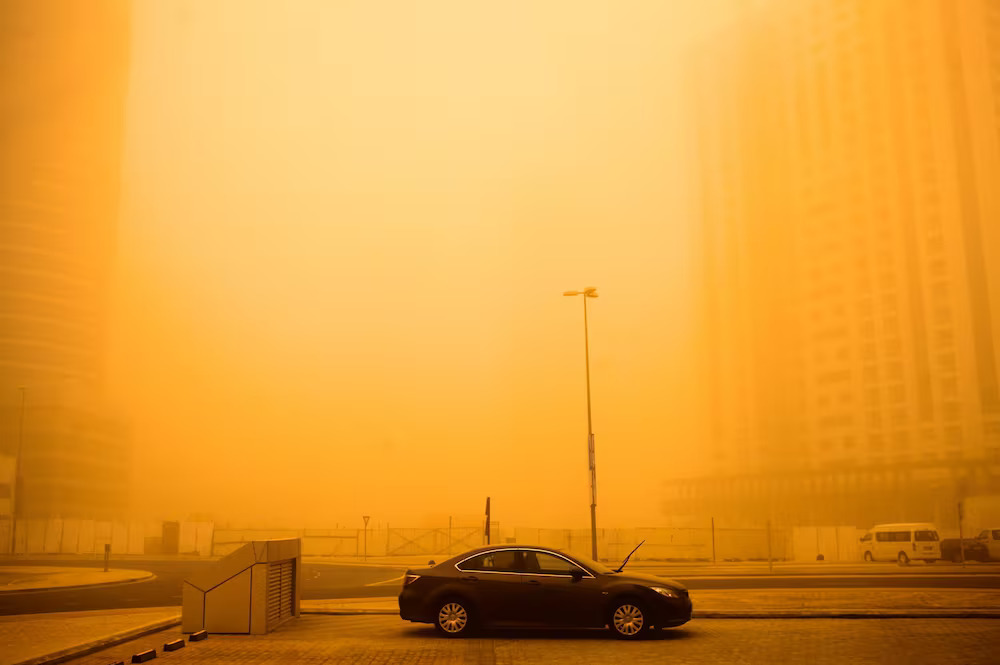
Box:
<box><xmin>434</xmin><ymin>598</ymin><xmax>473</xmax><ymax>637</ymax></box>
<box><xmin>609</xmin><ymin>600</ymin><xmax>648</xmax><ymax>640</ymax></box>
<box><xmin>863</xmin><ymin>551</ymin><xmax>873</xmax><ymax>562</ymax></box>
<box><xmin>897</xmin><ymin>552</ymin><xmax>910</xmax><ymax>566</ymax></box>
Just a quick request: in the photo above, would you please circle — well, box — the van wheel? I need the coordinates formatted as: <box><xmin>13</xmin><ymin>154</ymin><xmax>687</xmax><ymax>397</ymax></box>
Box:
<box><xmin>897</xmin><ymin>552</ymin><xmax>910</xmax><ymax>566</ymax></box>
<box><xmin>863</xmin><ymin>551</ymin><xmax>873</xmax><ymax>562</ymax></box>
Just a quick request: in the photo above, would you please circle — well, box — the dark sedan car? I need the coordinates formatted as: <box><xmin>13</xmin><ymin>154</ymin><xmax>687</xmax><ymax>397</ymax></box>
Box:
<box><xmin>398</xmin><ymin>545</ymin><xmax>692</xmax><ymax>639</ymax></box>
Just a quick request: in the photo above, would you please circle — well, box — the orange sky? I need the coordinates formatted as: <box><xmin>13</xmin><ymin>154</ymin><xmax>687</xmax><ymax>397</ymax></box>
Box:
<box><xmin>109</xmin><ymin>0</ymin><xmax>767</xmax><ymax>529</ymax></box>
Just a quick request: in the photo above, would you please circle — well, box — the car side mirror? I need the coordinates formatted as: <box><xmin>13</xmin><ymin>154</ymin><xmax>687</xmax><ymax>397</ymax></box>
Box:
<box><xmin>427</xmin><ymin>560</ymin><xmax>436</xmax><ymax>566</ymax></box>
<box><xmin>571</xmin><ymin>569</ymin><xmax>584</xmax><ymax>582</ymax></box>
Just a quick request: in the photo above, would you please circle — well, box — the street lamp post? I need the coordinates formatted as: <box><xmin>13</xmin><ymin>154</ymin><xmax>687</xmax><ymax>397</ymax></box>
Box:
<box><xmin>563</xmin><ymin>287</ymin><xmax>599</xmax><ymax>560</ymax></box>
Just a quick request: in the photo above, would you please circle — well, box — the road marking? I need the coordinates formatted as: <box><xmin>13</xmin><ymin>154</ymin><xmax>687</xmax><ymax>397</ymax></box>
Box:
<box><xmin>365</xmin><ymin>575</ymin><xmax>405</xmax><ymax>587</ymax></box>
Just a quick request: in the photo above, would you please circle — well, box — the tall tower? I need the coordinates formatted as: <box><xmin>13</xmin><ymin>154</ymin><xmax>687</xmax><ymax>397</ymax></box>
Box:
<box><xmin>671</xmin><ymin>0</ymin><xmax>1000</xmax><ymax>527</ymax></box>
<box><xmin>0</xmin><ymin>2</ymin><xmax>131</xmax><ymax>520</ymax></box>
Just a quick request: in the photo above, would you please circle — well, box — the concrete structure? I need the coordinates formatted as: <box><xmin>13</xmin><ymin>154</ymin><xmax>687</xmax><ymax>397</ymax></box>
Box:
<box><xmin>670</xmin><ymin>0</ymin><xmax>1000</xmax><ymax>528</ymax></box>
<box><xmin>182</xmin><ymin>539</ymin><xmax>301</xmax><ymax>635</ymax></box>
<box><xmin>0</xmin><ymin>1</ymin><xmax>132</xmax><ymax>521</ymax></box>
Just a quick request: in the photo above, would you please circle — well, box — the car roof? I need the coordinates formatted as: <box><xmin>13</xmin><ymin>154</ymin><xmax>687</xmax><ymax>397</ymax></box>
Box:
<box><xmin>870</xmin><ymin>523</ymin><xmax>938</xmax><ymax>529</ymax></box>
<box><xmin>452</xmin><ymin>544</ymin><xmax>565</xmax><ymax>556</ymax></box>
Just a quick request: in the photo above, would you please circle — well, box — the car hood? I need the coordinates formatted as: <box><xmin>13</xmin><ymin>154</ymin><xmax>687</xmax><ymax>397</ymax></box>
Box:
<box><xmin>610</xmin><ymin>571</ymin><xmax>687</xmax><ymax>591</ymax></box>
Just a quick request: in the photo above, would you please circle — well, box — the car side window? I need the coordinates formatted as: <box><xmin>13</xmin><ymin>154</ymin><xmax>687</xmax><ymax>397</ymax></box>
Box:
<box><xmin>532</xmin><ymin>552</ymin><xmax>584</xmax><ymax>576</ymax></box>
<box><xmin>993</xmin><ymin>530</ymin><xmax>1000</xmax><ymax>540</ymax></box>
<box><xmin>458</xmin><ymin>550</ymin><xmax>521</xmax><ymax>572</ymax></box>
<box><xmin>860</xmin><ymin>533</ymin><xmax>872</xmax><ymax>543</ymax></box>
<box><xmin>977</xmin><ymin>530</ymin><xmax>989</xmax><ymax>539</ymax></box>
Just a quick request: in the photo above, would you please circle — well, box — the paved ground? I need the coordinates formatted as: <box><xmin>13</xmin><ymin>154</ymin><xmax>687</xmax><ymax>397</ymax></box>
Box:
<box><xmin>0</xmin><ymin>607</ymin><xmax>179</xmax><ymax>665</ymax></box>
<box><xmin>4</xmin><ymin>588</ymin><xmax>999</xmax><ymax>665</ymax></box>
<box><xmin>57</xmin><ymin>614</ymin><xmax>1000</xmax><ymax>665</ymax></box>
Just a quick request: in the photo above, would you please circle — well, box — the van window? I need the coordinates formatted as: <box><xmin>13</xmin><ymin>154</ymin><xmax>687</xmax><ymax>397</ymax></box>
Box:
<box><xmin>914</xmin><ymin>530</ymin><xmax>938</xmax><ymax>542</ymax></box>
<box><xmin>876</xmin><ymin>531</ymin><xmax>911</xmax><ymax>542</ymax></box>
<box><xmin>993</xmin><ymin>530</ymin><xmax>1000</xmax><ymax>540</ymax></box>
<box><xmin>860</xmin><ymin>533</ymin><xmax>872</xmax><ymax>542</ymax></box>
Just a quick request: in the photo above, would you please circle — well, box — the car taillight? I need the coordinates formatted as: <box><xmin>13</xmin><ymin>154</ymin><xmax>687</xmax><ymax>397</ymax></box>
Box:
<box><xmin>404</xmin><ymin>573</ymin><xmax>421</xmax><ymax>586</ymax></box>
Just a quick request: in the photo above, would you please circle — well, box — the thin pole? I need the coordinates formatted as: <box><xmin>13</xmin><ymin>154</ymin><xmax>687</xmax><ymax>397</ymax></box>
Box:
<box><xmin>711</xmin><ymin>517</ymin><xmax>716</xmax><ymax>564</ymax></box>
<box><xmin>767</xmin><ymin>520</ymin><xmax>773</xmax><ymax>573</ymax></box>
<box><xmin>958</xmin><ymin>501</ymin><xmax>965</xmax><ymax>568</ymax></box>
<box><xmin>9</xmin><ymin>387</ymin><xmax>26</xmax><ymax>555</ymax></box>
<box><xmin>583</xmin><ymin>296</ymin><xmax>597</xmax><ymax>561</ymax></box>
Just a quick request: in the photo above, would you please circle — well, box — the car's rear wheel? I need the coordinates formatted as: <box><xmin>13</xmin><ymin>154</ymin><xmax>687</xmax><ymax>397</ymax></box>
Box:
<box><xmin>863</xmin><ymin>551</ymin><xmax>873</xmax><ymax>562</ymax></box>
<box><xmin>434</xmin><ymin>598</ymin><xmax>473</xmax><ymax>637</ymax></box>
<box><xmin>609</xmin><ymin>600</ymin><xmax>648</xmax><ymax>640</ymax></box>
<box><xmin>897</xmin><ymin>552</ymin><xmax>910</xmax><ymax>566</ymax></box>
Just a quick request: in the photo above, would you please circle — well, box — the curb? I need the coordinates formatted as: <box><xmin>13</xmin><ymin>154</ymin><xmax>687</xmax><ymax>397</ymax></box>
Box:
<box><xmin>0</xmin><ymin>572</ymin><xmax>157</xmax><ymax>595</ymax></box>
<box><xmin>10</xmin><ymin>615</ymin><xmax>180</xmax><ymax>665</ymax></box>
<box><xmin>305</xmin><ymin>608</ymin><xmax>401</xmax><ymax>615</ymax></box>
<box><xmin>692</xmin><ymin>609</ymin><xmax>1000</xmax><ymax>619</ymax></box>
<box><xmin>302</xmin><ymin>608</ymin><xmax>1000</xmax><ymax>619</ymax></box>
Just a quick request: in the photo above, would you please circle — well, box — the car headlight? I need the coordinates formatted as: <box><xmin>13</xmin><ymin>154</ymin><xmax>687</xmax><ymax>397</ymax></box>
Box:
<box><xmin>650</xmin><ymin>586</ymin><xmax>679</xmax><ymax>598</ymax></box>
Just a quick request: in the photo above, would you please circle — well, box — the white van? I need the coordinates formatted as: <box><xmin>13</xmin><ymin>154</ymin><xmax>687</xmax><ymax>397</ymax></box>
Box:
<box><xmin>860</xmin><ymin>523</ymin><xmax>941</xmax><ymax>564</ymax></box>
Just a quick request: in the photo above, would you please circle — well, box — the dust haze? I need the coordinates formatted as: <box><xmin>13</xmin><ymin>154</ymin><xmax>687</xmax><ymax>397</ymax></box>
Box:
<box><xmin>108</xmin><ymin>0</ymin><xmax>751</xmax><ymax>529</ymax></box>
<box><xmin>3</xmin><ymin>0</ymin><xmax>999</xmax><ymax>538</ymax></box>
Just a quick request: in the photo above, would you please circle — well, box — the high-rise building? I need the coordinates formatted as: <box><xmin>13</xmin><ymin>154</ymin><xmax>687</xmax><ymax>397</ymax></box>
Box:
<box><xmin>0</xmin><ymin>2</ymin><xmax>131</xmax><ymax>521</ymax></box>
<box><xmin>668</xmin><ymin>0</ymin><xmax>1000</xmax><ymax>528</ymax></box>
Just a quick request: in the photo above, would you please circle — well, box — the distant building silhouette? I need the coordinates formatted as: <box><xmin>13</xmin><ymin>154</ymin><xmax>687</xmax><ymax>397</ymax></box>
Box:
<box><xmin>668</xmin><ymin>0</ymin><xmax>1000</xmax><ymax>529</ymax></box>
<box><xmin>0</xmin><ymin>1</ymin><xmax>131</xmax><ymax>521</ymax></box>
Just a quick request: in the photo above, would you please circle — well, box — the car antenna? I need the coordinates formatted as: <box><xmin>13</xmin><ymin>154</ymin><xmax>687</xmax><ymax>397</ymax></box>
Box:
<box><xmin>614</xmin><ymin>540</ymin><xmax>645</xmax><ymax>573</ymax></box>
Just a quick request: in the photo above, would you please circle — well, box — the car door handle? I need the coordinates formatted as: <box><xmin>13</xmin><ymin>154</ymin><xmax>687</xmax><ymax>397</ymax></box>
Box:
<box><xmin>460</xmin><ymin>576</ymin><xmax>478</xmax><ymax>582</ymax></box>
<box><xmin>527</xmin><ymin>579</ymin><xmax>541</xmax><ymax>585</ymax></box>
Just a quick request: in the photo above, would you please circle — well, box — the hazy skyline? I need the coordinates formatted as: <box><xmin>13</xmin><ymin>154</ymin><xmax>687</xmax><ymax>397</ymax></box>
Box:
<box><xmin>107</xmin><ymin>1</ymin><xmax>765</xmax><ymax>528</ymax></box>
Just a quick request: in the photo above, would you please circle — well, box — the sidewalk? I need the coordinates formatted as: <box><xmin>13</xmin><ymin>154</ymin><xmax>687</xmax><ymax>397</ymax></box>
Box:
<box><xmin>4</xmin><ymin>588</ymin><xmax>1000</xmax><ymax>665</ymax></box>
<box><xmin>0</xmin><ymin>567</ymin><xmax>154</xmax><ymax>594</ymax></box>
<box><xmin>0</xmin><ymin>608</ymin><xmax>180</xmax><ymax>665</ymax></box>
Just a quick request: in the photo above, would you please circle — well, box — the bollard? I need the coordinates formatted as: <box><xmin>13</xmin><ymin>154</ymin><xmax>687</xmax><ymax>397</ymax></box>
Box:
<box><xmin>104</xmin><ymin>543</ymin><xmax>111</xmax><ymax>572</ymax></box>
<box><xmin>131</xmin><ymin>649</ymin><xmax>156</xmax><ymax>663</ymax></box>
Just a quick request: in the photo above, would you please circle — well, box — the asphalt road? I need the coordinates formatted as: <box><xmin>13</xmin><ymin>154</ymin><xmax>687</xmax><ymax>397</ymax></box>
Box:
<box><xmin>2</xmin><ymin>559</ymin><xmax>1000</xmax><ymax>616</ymax></box>
<box><xmin>0</xmin><ymin>560</ymin><xmax>404</xmax><ymax>616</ymax></box>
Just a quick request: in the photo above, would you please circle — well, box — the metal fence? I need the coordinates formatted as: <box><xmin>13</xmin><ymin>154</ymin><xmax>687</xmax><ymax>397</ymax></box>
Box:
<box><xmin>0</xmin><ymin>518</ymin><xmax>865</xmax><ymax>562</ymax></box>
<box><xmin>0</xmin><ymin>518</ymin><xmax>213</xmax><ymax>556</ymax></box>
